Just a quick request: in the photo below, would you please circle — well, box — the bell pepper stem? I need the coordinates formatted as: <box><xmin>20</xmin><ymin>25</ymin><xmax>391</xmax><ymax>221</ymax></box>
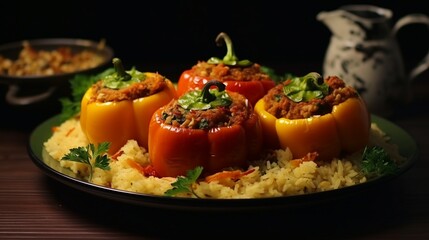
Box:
<box><xmin>207</xmin><ymin>32</ymin><xmax>252</xmax><ymax>66</ymax></box>
<box><xmin>304</xmin><ymin>72</ymin><xmax>323</xmax><ymax>85</ymax></box>
<box><xmin>215</xmin><ymin>32</ymin><xmax>238</xmax><ymax>63</ymax></box>
<box><xmin>202</xmin><ymin>80</ymin><xmax>225</xmax><ymax>103</ymax></box>
<box><xmin>112</xmin><ymin>58</ymin><xmax>131</xmax><ymax>81</ymax></box>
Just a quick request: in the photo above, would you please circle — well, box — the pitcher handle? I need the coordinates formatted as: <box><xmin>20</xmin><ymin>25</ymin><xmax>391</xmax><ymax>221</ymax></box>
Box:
<box><xmin>393</xmin><ymin>13</ymin><xmax>429</xmax><ymax>82</ymax></box>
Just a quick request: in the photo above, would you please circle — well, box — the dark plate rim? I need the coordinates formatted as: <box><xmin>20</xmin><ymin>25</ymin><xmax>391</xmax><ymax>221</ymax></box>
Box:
<box><xmin>27</xmin><ymin>114</ymin><xmax>419</xmax><ymax>211</ymax></box>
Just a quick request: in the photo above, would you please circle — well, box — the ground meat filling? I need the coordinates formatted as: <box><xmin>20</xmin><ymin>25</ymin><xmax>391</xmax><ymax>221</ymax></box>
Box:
<box><xmin>89</xmin><ymin>73</ymin><xmax>167</xmax><ymax>103</ymax></box>
<box><xmin>189</xmin><ymin>61</ymin><xmax>271</xmax><ymax>82</ymax></box>
<box><xmin>162</xmin><ymin>91</ymin><xmax>251</xmax><ymax>129</ymax></box>
<box><xmin>264</xmin><ymin>76</ymin><xmax>358</xmax><ymax>119</ymax></box>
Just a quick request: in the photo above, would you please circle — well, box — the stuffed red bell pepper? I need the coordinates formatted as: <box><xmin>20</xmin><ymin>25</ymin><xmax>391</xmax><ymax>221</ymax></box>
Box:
<box><xmin>148</xmin><ymin>80</ymin><xmax>263</xmax><ymax>177</ymax></box>
<box><xmin>176</xmin><ymin>32</ymin><xmax>276</xmax><ymax>106</ymax></box>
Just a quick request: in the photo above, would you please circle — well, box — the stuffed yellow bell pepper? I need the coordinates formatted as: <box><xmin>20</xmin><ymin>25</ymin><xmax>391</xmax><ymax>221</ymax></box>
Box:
<box><xmin>80</xmin><ymin>58</ymin><xmax>177</xmax><ymax>154</ymax></box>
<box><xmin>254</xmin><ymin>72</ymin><xmax>370</xmax><ymax>161</ymax></box>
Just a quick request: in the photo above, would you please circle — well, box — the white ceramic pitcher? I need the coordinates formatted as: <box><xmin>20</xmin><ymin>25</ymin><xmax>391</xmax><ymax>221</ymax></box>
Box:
<box><xmin>317</xmin><ymin>4</ymin><xmax>429</xmax><ymax>116</ymax></box>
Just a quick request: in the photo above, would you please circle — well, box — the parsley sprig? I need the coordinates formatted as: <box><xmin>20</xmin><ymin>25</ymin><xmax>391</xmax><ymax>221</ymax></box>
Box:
<box><xmin>61</xmin><ymin>142</ymin><xmax>111</xmax><ymax>181</ymax></box>
<box><xmin>361</xmin><ymin>146</ymin><xmax>398</xmax><ymax>179</ymax></box>
<box><xmin>164</xmin><ymin>166</ymin><xmax>203</xmax><ymax>198</ymax></box>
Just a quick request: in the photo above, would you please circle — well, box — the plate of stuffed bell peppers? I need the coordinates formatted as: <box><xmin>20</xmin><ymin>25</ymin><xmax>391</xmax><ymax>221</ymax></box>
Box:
<box><xmin>28</xmin><ymin>112</ymin><xmax>417</xmax><ymax>211</ymax></box>
<box><xmin>27</xmin><ymin>32</ymin><xmax>418</xmax><ymax>211</ymax></box>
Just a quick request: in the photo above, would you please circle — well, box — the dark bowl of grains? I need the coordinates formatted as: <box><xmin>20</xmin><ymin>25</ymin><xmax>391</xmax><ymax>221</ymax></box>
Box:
<box><xmin>0</xmin><ymin>38</ymin><xmax>114</xmax><ymax>105</ymax></box>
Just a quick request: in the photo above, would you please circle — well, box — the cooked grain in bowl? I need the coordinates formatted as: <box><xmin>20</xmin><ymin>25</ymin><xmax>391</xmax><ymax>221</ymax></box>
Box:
<box><xmin>0</xmin><ymin>41</ymin><xmax>104</xmax><ymax>76</ymax></box>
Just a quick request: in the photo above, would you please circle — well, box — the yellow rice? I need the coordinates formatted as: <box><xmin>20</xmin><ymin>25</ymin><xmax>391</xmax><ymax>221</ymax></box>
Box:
<box><xmin>43</xmin><ymin>117</ymin><xmax>405</xmax><ymax>199</ymax></box>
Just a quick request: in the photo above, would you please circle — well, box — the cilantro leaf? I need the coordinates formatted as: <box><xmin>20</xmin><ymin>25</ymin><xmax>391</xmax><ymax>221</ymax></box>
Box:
<box><xmin>102</xmin><ymin>66</ymin><xmax>146</xmax><ymax>89</ymax></box>
<box><xmin>178</xmin><ymin>88</ymin><xmax>232</xmax><ymax>110</ymax></box>
<box><xmin>62</xmin><ymin>146</ymin><xmax>90</xmax><ymax>165</ymax></box>
<box><xmin>361</xmin><ymin>146</ymin><xmax>398</xmax><ymax>178</ymax></box>
<box><xmin>94</xmin><ymin>142</ymin><xmax>110</xmax><ymax>157</ymax></box>
<box><xmin>283</xmin><ymin>72</ymin><xmax>329</xmax><ymax>102</ymax></box>
<box><xmin>95</xmin><ymin>155</ymin><xmax>110</xmax><ymax>171</ymax></box>
<box><xmin>164</xmin><ymin>166</ymin><xmax>203</xmax><ymax>197</ymax></box>
<box><xmin>93</xmin><ymin>142</ymin><xmax>111</xmax><ymax>171</ymax></box>
<box><xmin>62</xmin><ymin>142</ymin><xmax>111</xmax><ymax>180</ymax></box>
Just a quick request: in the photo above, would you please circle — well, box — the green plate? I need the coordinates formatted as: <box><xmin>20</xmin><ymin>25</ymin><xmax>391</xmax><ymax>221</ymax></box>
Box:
<box><xmin>27</xmin><ymin>114</ymin><xmax>418</xmax><ymax>211</ymax></box>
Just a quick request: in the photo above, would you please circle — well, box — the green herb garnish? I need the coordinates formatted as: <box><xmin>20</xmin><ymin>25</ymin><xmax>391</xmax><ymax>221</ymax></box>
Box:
<box><xmin>59</xmin><ymin>68</ymin><xmax>114</xmax><ymax>122</ymax></box>
<box><xmin>178</xmin><ymin>80</ymin><xmax>232</xmax><ymax>110</ymax></box>
<box><xmin>260</xmin><ymin>66</ymin><xmax>295</xmax><ymax>84</ymax></box>
<box><xmin>283</xmin><ymin>72</ymin><xmax>329</xmax><ymax>102</ymax></box>
<box><xmin>361</xmin><ymin>146</ymin><xmax>398</xmax><ymax>178</ymax></box>
<box><xmin>164</xmin><ymin>166</ymin><xmax>203</xmax><ymax>198</ymax></box>
<box><xmin>61</xmin><ymin>142</ymin><xmax>111</xmax><ymax>181</ymax></box>
<box><xmin>102</xmin><ymin>58</ymin><xmax>146</xmax><ymax>89</ymax></box>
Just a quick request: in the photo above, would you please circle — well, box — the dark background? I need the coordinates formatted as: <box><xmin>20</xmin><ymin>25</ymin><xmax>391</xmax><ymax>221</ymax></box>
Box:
<box><xmin>1</xmin><ymin>0</ymin><xmax>428</xmax><ymax>79</ymax></box>
<box><xmin>1</xmin><ymin>2</ymin><xmax>429</xmax><ymax>239</ymax></box>
<box><xmin>0</xmin><ymin>0</ymin><xmax>428</xmax><ymax>124</ymax></box>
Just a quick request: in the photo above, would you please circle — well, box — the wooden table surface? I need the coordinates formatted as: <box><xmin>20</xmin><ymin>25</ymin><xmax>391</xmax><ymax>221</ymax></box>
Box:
<box><xmin>1</xmin><ymin>77</ymin><xmax>429</xmax><ymax>240</ymax></box>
